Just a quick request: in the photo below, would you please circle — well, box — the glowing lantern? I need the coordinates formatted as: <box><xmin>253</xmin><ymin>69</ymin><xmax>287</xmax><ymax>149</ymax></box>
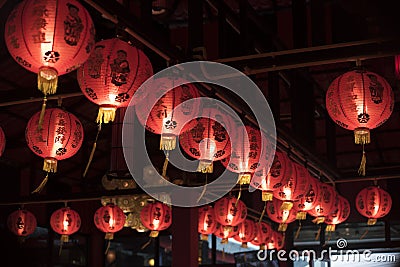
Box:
<box><xmin>5</xmin><ymin>0</ymin><xmax>95</xmax><ymax>96</ymax></box>
<box><xmin>140</xmin><ymin>201</ymin><xmax>172</xmax><ymax>237</ymax></box>
<box><xmin>198</xmin><ymin>206</ymin><xmax>218</xmax><ymax>240</ymax></box>
<box><xmin>214</xmin><ymin>196</ymin><xmax>247</xmax><ymax>228</ymax></box>
<box><xmin>355</xmin><ymin>186</ymin><xmax>392</xmax><ymax>225</ymax></box>
<box><xmin>273</xmin><ymin>161</ymin><xmax>309</xmax><ymax>211</ymax></box>
<box><xmin>7</xmin><ymin>209</ymin><xmax>37</xmax><ymax>237</ymax></box>
<box><xmin>395</xmin><ymin>55</ymin><xmax>400</xmax><ymax>80</ymax></box>
<box><xmin>50</xmin><ymin>207</ymin><xmax>81</xmax><ymax>242</ymax></box>
<box><xmin>293</xmin><ymin>176</ymin><xmax>320</xmax><ymax>220</ymax></box>
<box><xmin>221</xmin><ymin>125</ymin><xmax>262</xmax><ymax>185</ymax></box>
<box><xmin>325</xmin><ymin>195</ymin><xmax>350</xmax><ymax>232</ymax></box>
<box><xmin>266</xmin><ymin>198</ymin><xmax>297</xmax><ymax>231</ymax></box>
<box><xmin>326</xmin><ymin>69</ymin><xmax>394</xmax><ymax>175</ymax></box>
<box><xmin>0</xmin><ymin>126</ymin><xmax>5</xmax><ymax>157</ymax></box>
<box><xmin>77</xmin><ymin>38</ymin><xmax>153</xmax><ymax>124</ymax></box>
<box><xmin>214</xmin><ymin>224</ymin><xmax>239</xmax><ymax>244</ymax></box>
<box><xmin>267</xmin><ymin>231</ymin><xmax>285</xmax><ymax>250</ymax></box>
<box><xmin>250</xmin><ymin>222</ymin><xmax>272</xmax><ymax>250</ymax></box>
<box><xmin>233</xmin><ymin>219</ymin><xmax>256</xmax><ymax>248</ymax></box>
<box><xmin>307</xmin><ymin>183</ymin><xmax>337</xmax><ymax>224</ymax></box>
<box><xmin>94</xmin><ymin>204</ymin><xmax>126</xmax><ymax>240</ymax></box>
<box><xmin>136</xmin><ymin>77</ymin><xmax>201</xmax><ymax>151</ymax></box>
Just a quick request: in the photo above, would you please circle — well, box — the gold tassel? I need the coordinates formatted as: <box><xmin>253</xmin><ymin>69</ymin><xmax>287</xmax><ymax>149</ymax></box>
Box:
<box><xmin>358</xmin><ymin>148</ymin><xmax>366</xmax><ymax>176</ymax></box>
<box><xmin>236</xmin><ymin>184</ymin><xmax>242</xmax><ymax>206</ymax></box>
<box><xmin>278</xmin><ymin>223</ymin><xmax>288</xmax><ymax>232</ymax></box>
<box><xmin>367</xmin><ymin>218</ymin><xmax>377</xmax><ymax>225</ymax></box>
<box><xmin>294</xmin><ymin>221</ymin><xmax>302</xmax><ymax>240</ymax></box>
<box><xmin>315</xmin><ymin>225</ymin><xmax>321</xmax><ymax>241</ymax></box>
<box><xmin>105</xmin><ymin>239</ymin><xmax>111</xmax><ymax>255</ymax></box>
<box><xmin>160</xmin><ymin>134</ymin><xmax>176</xmax><ymax>150</ymax></box>
<box><xmin>280</xmin><ymin>201</ymin><xmax>293</xmax><ymax>211</ymax></box>
<box><xmin>326</xmin><ymin>224</ymin><xmax>336</xmax><ymax>232</ymax></box>
<box><xmin>200</xmin><ymin>234</ymin><xmax>209</xmax><ymax>241</ymax></box>
<box><xmin>31</xmin><ymin>173</ymin><xmax>49</xmax><ymax>194</ymax></box>
<box><xmin>83</xmin><ymin>124</ymin><xmax>101</xmax><ymax>177</ymax></box>
<box><xmin>97</xmin><ymin>106</ymin><xmax>116</xmax><ymax>124</ymax></box>
<box><xmin>312</xmin><ymin>216</ymin><xmax>325</xmax><ymax>224</ymax></box>
<box><xmin>58</xmin><ymin>239</ymin><xmax>64</xmax><ymax>256</ymax></box>
<box><xmin>38</xmin><ymin>66</ymin><xmax>58</xmax><ymax>95</ymax></box>
<box><xmin>141</xmin><ymin>238</ymin><xmax>152</xmax><ymax>250</ymax></box>
<box><xmin>354</xmin><ymin>127</ymin><xmax>370</xmax><ymax>145</ymax></box>
<box><xmin>150</xmin><ymin>230</ymin><xmax>159</xmax><ymax>238</ymax></box>
<box><xmin>238</xmin><ymin>173</ymin><xmax>251</xmax><ymax>185</ymax></box>
<box><xmin>241</xmin><ymin>242</ymin><xmax>248</xmax><ymax>248</ymax></box>
<box><xmin>43</xmin><ymin>157</ymin><xmax>57</xmax><ymax>172</ymax></box>
<box><xmin>258</xmin><ymin>201</ymin><xmax>267</xmax><ymax>223</ymax></box>
<box><xmin>197</xmin><ymin>160</ymin><xmax>213</xmax><ymax>173</ymax></box>
<box><xmin>296</xmin><ymin>211</ymin><xmax>307</xmax><ymax>220</ymax></box>
<box><xmin>37</xmin><ymin>97</ymin><xmax>47</xmax><ymax>131</ymax></box>
<box><xmin>262</xmin><ymin>191</ymin><xmax>273</xmax><ymax>202</ymax></box>
<box><xmin>162</xmin><ymin>152</ymin><xmax>169</xmax><ymax>178</ymax></box>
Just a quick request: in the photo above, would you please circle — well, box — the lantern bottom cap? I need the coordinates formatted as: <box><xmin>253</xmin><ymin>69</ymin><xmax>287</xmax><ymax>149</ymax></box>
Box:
<box><xmin>105</xmin><ymin>232</ymin><xmax>114</xmax><ymax>240</ymax></box>
<box><xmin>278</xmin><ymin>223</ymin><xmax>288</xmax><ymax>232</ymax></box>
<box><xmin>241</xmin><ymin>242</ymin><xmax>248</xmax><ymax>248</ymax></box>
<box><xmin>238</xmin><ymin>173</ymin><xmax>251</xmax><ymax>185</ymax></box>
<box><xmin>262</xmin><ymin>191</ymin><xmax>273</xmax><ymax>202</ymax></box>
<box><xmin>97</xmin><ymin>106</ymin><xmax>117</xmax><ymax>124</ymax></box>
<box><xmin>354</xmin><ymin>127</ymin><xmax>370</xmax><ymax>145</ymax></box>
<box><xmin>44</xmin><ymin>157</ymin><xmax>58</xmax><ymax>173</ymax></box>
<box><xmin>38</xmin><ymin>67</ymin><xmax>58</xmax><ymax>95</ymax></box>
<box><xmin>150</xmin><ymin>230</ymin><xmax>159</xmax><ymax>238</ymax></box>
<box><xmin>200</xmin><ymin>234</ymin><xmax>209</xmax><ymax>241</ymax></box>
<box><xmin>61</xmin><ymin>235</ymin><xmax>69</xmax><ymax>243</ymax></box>
<box><xmin>296</xmin><ymin>211</ymin><xmax>307</xmax><ymax>220</ymax></box>
<box><xmin>367</xmin><ymin>218</ymin><xmax>377</xmax><ymax>225</ymax></box>
<box><xmin>160</xmin><ymin>134</ymin><xmax>176</xmax><ymax>150</ymax></box>
<box><xmin>326</xmin><ymin>224</ymin><xmax>336</xmax><ymax>232</ymax></box>
<box><xmin>280</xmin><ymin>201</ymin><xmax>293</xmax><ymax>211</ymax></box>
<box><xmin>197</xmin><ymin>160</ymin><xmax>213</xmax><ymax>173</ymax></box>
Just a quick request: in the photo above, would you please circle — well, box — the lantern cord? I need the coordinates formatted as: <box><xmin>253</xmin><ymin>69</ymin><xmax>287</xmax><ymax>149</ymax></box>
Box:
<box><xmin>31</xmin><ymin>173</ymin><xmax>49</xmax><ymax>194</ymax></box>
<box><xmin>294</xmin><ymin>220</ymin><xmax>302</xmax><ymax>240</ymax></box>
<box><xmin>37</xmin><ymin>96</ymin><xmax>47</xmax><ymax>131</ymax></box>
<box><xmin>58</xmin><ymin>240</ymin><xmax>64</xmax><ymax>256</ymax></box>
<box><xmin>83</xmin><ymin>124</ymin><xmax>102</xmax><ymax>177</ymax></box>
<box><xmin>141</xmin><ymin>238</ymin><xmax>152</xmax><ymax>250</ymax></box>
<box><xmin>360</xmin><ymin>229</ymin><xmax>369</xmax><ymax>240</ymax></box>
<box><xmin>315</xmin><ymin>225</ymin><xmax>321</xmax><ymax>241</ymax></box>
<box><xmin>105</xmin><ymin>239</ymin><xmax>111</xmax><ymax>255</ymax></box>
<box><xmin>258</xmin><ymin>201</ymin><xmax>267</xmax><ymax>223</ymax></box>
<box><xmin>358</xmin><ymin>145</ymin><xmax>366</xmax><ymax>176</ymax></box>
<box><xmin>235</xmin><ymin>183</ymin><xmax>242</xmax><ymax>206</ymax></box>
<box><xmin>162</xmin><ymin>151</ymin><xmax>169</xmax><ymax>178</ymax></box>
<box><xmin>197</xmin><ymin>173</ymin><xmax>208</xmax><ymax>204</ymax></box>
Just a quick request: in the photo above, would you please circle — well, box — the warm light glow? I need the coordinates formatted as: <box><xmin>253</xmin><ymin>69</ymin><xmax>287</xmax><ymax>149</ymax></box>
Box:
<box><xmin>109</xmin><ymin>218</ymin><xmax>115</xmax><ymax>228</ymax></box>
<box><xmin>203</xmin><ymin>221</ymin><xmax>208</xmax><ymax>231</ymax></box>
<box><xmin>282</xmin><ymin>210</ymin><xmax>289</xmax><ymax>222</ymax></box>
<box><xmin>148</xmin><ymin>258</ymin><xmax>155</xmax><ymax>266</ymax></box>
<box><xmin>239</xmin><ymin>232</ymin><xmax>244</xmax><ymax>239</ymax></box>
<box><xmin>227</xmin><ymin>213</ymin><xmax>233</xmax><ymax>222</ymax></box>
<box><xmin>283</xmin><ymin>187</ymin><xmax>292</xmax><ymax>199</ymax></box>
<box><xmin>63</xmin><ymin>220</ymin><xmax>69</xmax><ymax>231</ymax></box>
<box><xmin>108</xmin><ymin>94</ymin><xmax>117</xmax><ymax>103</ymax></box>
<box><xmin>199</xmin><ymin>138</ymin><xmax>216</xmax><ymax>160</ymax></box>
<box><xmin>152</xmin><ymin>219</ymin><xmax>160</xmax><ymax>230</ymax></box>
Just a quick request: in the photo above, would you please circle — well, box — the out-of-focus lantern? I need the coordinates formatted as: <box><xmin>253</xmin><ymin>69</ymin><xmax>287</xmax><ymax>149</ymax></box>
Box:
<box><xmin>267</xmin><ymin>231</ymin><xmax>285</xmax><ymax>250</ymax></box>
<box><xmin>50</xmin><ymin>206</ymin><xmax>81</xmax><ymax>242</ymax></box>
<box><xmin>355</xmin><ymin>186</ymin><xmax>392</xmax><ymax>225</ymax></box>
<box><xmin>94</xmin><ymin>204</ymin><xmax>126</xmax><ymax>240</ymax></box>
<box><xmin>7</xmin><ymin>209</ymin><xmax>37</xmax><ymax>237</ymax></box>
<box><xmin>77</xmin><ymin>38</ymin><xmax>153</xmax><ymax>124</ymax></box>
<box><xmin>250</xmin><ymin>222</ymin><xmax>272</xmax><ymax>250</ymax></box>
<box><xmin>325</xmin><ymin>195</ymin><xmax>350</xmax><ymax>232</ymax></box>
<box><xmin>266</xmin><ymin>198</ymin><xmax>297</xmax><ymax>231</ymax></box>
<box><xmin>293</xmin><ymin>176</ymin><xmax>320</xmax><ymax>220</ymax></box>
<box><xmin>326</xmin><ymin>69</ymin><xmax>394</xmax><ymax>175</ymax></box>
<box><xmin>198</xmin><ymin>206</ymin><xmax>218</xmax><ymax>240</ymax></box>
<box><xmin>140</xmin><ymin>201</ymin><xmax>172</xmax><ymax>237</ymax></box>
<box><xmin>214</xmin><ymin>196</ymin><xmax>247</xmax><ymax>228</ymax></box>
<box><xmin>0</xmin><ymin>126</ymin><xmax>5</xmax><ymax>157</ymax></box>
<box><xmin>214</xmin><ymin>224</ymin><xmax>239</xmax><ymax>244</ymax></box>
<box><xmin>233</xmin><ymin>219</ymin><xmax>256</xmax><ymax>248</ymax></box>
<box><xmin>307</xmin><ymin>183</ymin><xmax>337</xmax><ymax>224</ymax></box>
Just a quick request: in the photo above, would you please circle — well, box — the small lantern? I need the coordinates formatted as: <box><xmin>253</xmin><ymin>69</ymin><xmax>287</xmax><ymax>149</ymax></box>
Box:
<box><xmin>266</xmin><ymin>198</ymin><xmax>297</xmax><ymax>232</ymax></box>
<box><xmin>267</xmin><ymin>231</ymin><xmax>285</xmax><ymax>250</ymax></box>
<box><xmin>355</xmin><ymin>186</ymin><xmax>392</xmax><ymax>225</ymax></box>
<box><xmin>325</xmin><ymin>195</ymin><xmax>350</xmax><ymax>232</ymax></box>
<box><xmin>250</xmin><ymin>222</ymin><xmax>272</xmax><ymax>250</ymax></box>
<box><xmin>7</xmin><ymin>209</ymin><xmax>37</xmax><ymax>237</ymax></box>
<box><xmin>214</xmin><ymin>196</ymin><xmax>247</xmax><ymax>228</ymax></box>
<box><xmin>214</xmin><ymin>224</ymin><xmax>239</xmax><ymax>244</ymax></box>
<box><xmin>50</xmin><ymin>207</ymin><xmax>81</xmax><ymax>242</ymax></box>
<box><xmin>140</xmin><ymin>201</ymin><xmax>172</xmax><ymax>237</ymax></box>
<box><xmin>307</xmin><ymin>183</ymin><xmax>337</xmax><ymax>224</ymax></box>
<box><xmin>293</xmin><ymin>175</ymin><xmax>320</xmax><ymax>220</ymax></box>
<box><xmin>233</xmin><ymin>219</ymin><xmax>256</xmax><ymax>248</ymax></box>
<box><xmin>198</xmin><ymin>206</ymin><xmax>218</xmax><ymax>240</ymax></box>
<box><xmin>94</xmin><ymin>204</ymin><xmax>126</xmax><ymax>240</ymax></box>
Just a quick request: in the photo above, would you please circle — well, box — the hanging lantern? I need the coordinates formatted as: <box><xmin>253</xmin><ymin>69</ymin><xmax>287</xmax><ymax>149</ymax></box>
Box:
<box><xmin>355</xmin><ymin>186</ymin><xmax>392</xmax><ymax>225</ymax></box>
<box><xmin>198</xmin><ymin>206</ymin><xmax>218</xmax><ymax>240</ymax></box>
<box><xmin>179</xmin><ymin>107</ymin><xmax>235</xmax><ymax>173</ymax></box>
<box><xmin>221</xmin><ymin>125</ymin><xmax>262</xmax><ymax>185</ymax></box>
<box><xmin>267</xmin><ymin>231</ymin><xmax>285</xmax><ymax>250</ymax></box>
<box><xmin>325</xmin><ymin>195</ymin><xmax>350</xmax><ymax>232</ymax></box>
<box><xmin>233</xmin><ymin>219</ymin><xmax>256</xmax><ymax>248</ymax></box>
<box><xmin>7</xmin><ymin>209</ymin><xmax>37</xmax><ymax>237</ymax></box>
<box><xmin>273</xmin><ymin>161</ymin><xmax>309</xmax><ymax>211</ymax></box>
<box><xmin>214</xmin><ymin>223</ymin><xmax>239</xmax><ymax>244</ymax></box>
<box><xmin>326</xmin><ymin>69</ymin><xmax>394</xmax><ymax>175</ymax></box>
<box><xmin>307</xmin><ymin>183</ymin><xmax>337</xmax><ymax>224</ymax></box>
<box><xmin>395</xmin><ymin>55</ymin><xmax>400</xmax><ymax>80</ymax></box>
<box><xmin>94</xmin><ymin>204</ymin><xmax>126</xmax><ymax>240</ymax></box>
<box><xmin>0</xmin><ymin>126</ymin><xmax>5</xmax><ymax>157</ymax></box>
<box><xmin>250</xmin><ymin>222</ymin><xmax>272</xmax><ymax>250</ymax></box>
<box><xmin>50</xmin><ymin>207</ymin><xmax>81</xmax><ymax>242</ymax></box>
<box><xmin>253</xmin><ymin>151</ymin><xmax>290</xmax><ymax>201</ymax></box>
<box><xmin>266</xmin><ymin>198</ymin><xmax>297</xmax><ymax>232</ymax></box>
<box><xmin>293</xmin><ymin>176</ymin><xmax>320</xmax><ymax>220</ymax></box>
<box><xmin>140</xmin><ymin>201</ymin><xmax>172</xmax><ymax>237</ymax></box>
<box><xmin>77</xmin><ymin>38</ymin><xmax>153</xmax><ymax>124</ymax></box>
<box><xmin>214</xmin><ymin>196</ymin><xmax>247</xmax><ymax>229</ymax></box>
<box><xmin>136</xmin><ymin>77</ymin><xmax>201</xmax><ymax>151</ymax></box>
<box><xmin>5</xmin><ymin>0</ymin><xmax>95</xmax><ymax>96</ymax></box>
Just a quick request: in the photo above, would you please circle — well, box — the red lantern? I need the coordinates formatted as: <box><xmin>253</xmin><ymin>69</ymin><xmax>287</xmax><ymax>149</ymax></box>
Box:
<box><xmin>266</xmin><ymin>198</ymin><xmax>297</xmax><ymax>232</ymax></box>
<box><xmin>250</xmin><ymin>222</ymin><xmax>272</xmax><ymax>250</ymax></box>
<box><xmin>214</xmin><ymin>224</ymin><xmax>239</xmax><ymax>244</ymax></box>
<box><xmin>395</xmin><ymin>55</ymin><xmax>400</xmax><ymax>80</ymax></box>
<box><xmin>50</xmin><ymin>207</ymin><xmax>81</xmax><ymax>242</ymax></box>
<box><xmin>233</xmin><ymin>219</ymin><xmax>256</xmax><ymax>248</ymax></box>
<box><xmin>292</xmin><ymin>176</ymin><xmax>320</xmax><ymax>220</ymax></box>
<box><xmin>214</xmin><ymin>196</ymin><xmax>247</xmax><ymax>227</ymax></box>
<box><xmin>267</xmin><ymin>231</ymin><xmax>285</xmax><ymax>250</ymax></box>
<box><xmin>198</xmin><ymin>206</ymin><xmax>218</xmax><ymax>240</ymax></box>
<box><xmin>253</xmin><ymin>151</ymin><xmax>290</xmax><ymax>201</ymax></box>
<box><xmin>7</xmin><ymin>209</ymin><xmax>37</xmax><ymax>237</ymax></box>
<box><xmin>0</xmin><ymin>127</ymin><xmax>5</xmax><ymax>157</ymax></box>
<box><xmin>221</xmin><ymin>125</ymin><xmax>262</xmax><ymax>185</ymax></box>
<box><xmin>179</xmin><ymin>107</ymin><xmax>235</xmax><ymax>173</ymax></box>
<box><xmin>325</xmin><ymin>195</ymin><xmax>350</xmax><ymax>232</ymax></box>
<box><xmin>77</xmin><ymin>38</ymin><xmax>153</xmax><ymax>123</ymax></box>
<box><xmin>136</xmin><ymin>77</ymin><xmax>201</xmax><ymax>151</ymax></box>
<box><xmin>5</xmin><ymin>0</ymin><xmax>95</xmax><ymax>96</ymax></box>
<box><xmin>140</xmin><ymin>201</ymin><xmax>172</xmax><ymax>237</ymax></box>
<box><xmin>307</xmin><ymin>183</ymin><xmax>337</xmax><ymax>224</ymax></box>
<box><xmin>356</xmin><ymin>186</ymin><xmax>392</xmax><ymax>225</ymax></box>
<box><xmin>273</xmin><ymin>161</ymin><xmax>309</xmax><ymax>211</ymax></box>
<box><xmin>94</xmin><ymin>204</ymin><xmax>126</xmax><ymax>240</ymax></box>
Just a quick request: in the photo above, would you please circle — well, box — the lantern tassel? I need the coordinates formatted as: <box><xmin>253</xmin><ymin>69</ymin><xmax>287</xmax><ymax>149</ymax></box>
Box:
<box><xmin>358</xmin><ymin>148</ymin><xmax>366</xmax><ymax>176</ymax></box>
<box><xmin>58</xmin><ymin>239</ymin><xmax>64</xmax><ymax>256</ymax></box>
<box><xmin>360</xmin><ymin>229</ymin><xmax>369</xmax><ymax>240</ymax></box>
<box><xmin>326</xmin><ymin>224</ymin><xmax>336</xmax><ymax>232</ymax></box>
<box><xmin>141</xmin><ymin>238</ymin><xmax>153</xmax><ymax>250</ymax></box>
<box><xmin>31</xmin><ymin>173</ymin><xmax>49</xmax><ymax>194</ymax></box>
<box><xmin>97</xmin><ymin>106</ymin><xmax>116</xmax><ymax>124</ymax></box>
<box><xmin>367</xmin><ymin>218</ymin><xmax>377</xmax><ymax>225</ymax></box>
<box><xmin>258</xmin><ymin>201</ymin><xmax>267</xmax><ymax>223</ymax></box>
<box><xmin>160</xmin><ymin>134</ymin><xmax>176</xmax><ymax>150</ymax></box>
<box><xmin>37</xmin><ymin>97</ymin><xmax>47</xmax><ymax>131</ymax></box>
<box><xmin>162</xmin><ymin>152</ymin><xmax>169</xmax><ymax>178</ymax></box>
<box><xmin>200</xmin><ymin>234</ymin><xmax>209</xmax><ymax>241</ymax></box>
<box><xmin>38</xmin><ymin>67</ymin><xmax>58</xmax><ymax>95</ymax></box>
<box><xmin>105</xmin><ymin>239</ymin><xmax>111</xmax><ymax>255</ymax></box>
<box><xmin>197</xmin><ymin>160</ymin><xmax>213</xmax><ymax>173</ymax></box>
<box><xmin>315</xmin><ymin>225</ymin><xmax>322</xmax><ymax>241</ymax></box>
<box><xmin>236</xmin><ymin>183</ymin><xmax>242</xmax><ymax>206</ymax></box>
<box><xmin>294</xmin><ymin>221</ymin><xmax>302</xmax><ymax>240</ymax></box>
<box><xmin>83</xmin><ymin>124</ymin><xmax>101</xmax><ymax>177</ymax></box>
<box><xmin>261</xmin><ymin>191</ymin><xmax>273</xmax><ymax>202</ymax></box>
<box><xmin>43</xmin><ymin>157</ymin><xmax>57</xmax><ymax>173</ymax></box>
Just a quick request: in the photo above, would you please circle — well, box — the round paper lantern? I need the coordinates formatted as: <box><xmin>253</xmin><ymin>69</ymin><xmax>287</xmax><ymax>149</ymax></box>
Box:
<box><xmin>140</xmin><ymin>201</ymin><xmax>172</xmax><ymax>237</ymax></box>
<box><xmin>214</xmin><ymin>223</ymin><xmax>239</xmax><ymax>244</ymax></box>
<box><xmin>292</xmin><ymin>175</ymin><xmax>320</xmax><ymax>220</ymax></box>
<box><xmin>214</xmin><ymin>196</ymin><xmax>247</xmax><ymax>227</ymax></box>
<box><xmin>233</xmin><ymin>219</ymin><xmax>256</xmax><ymax>248</ymax></box>
<box><xmin>0</xmin><ymin>126</ymin><xmax>5</xmax><ymax>157</ymax></box>
<box><xmin>198</xmin><ymin>206</ymin><xmax>218</xmax><ymax>240</ymax></box>
<box><xmin>179</xmin><ymin>107</ymin><xmax>235</xmax><ymax>173</ymax></box>
<box><xmin>253</xmin><ymin>151</ymin><xmax>290</xmax><ymax>201</ymax></box>
<box><xmin>273</xmin><ymin>161</ymin><xmax>309</xmax><ymax>211</ymax></box>
<box><xmin>266</xmin><ymin>198</ymin><xmax>297</xmax><ymax>232</ymax></box>
<box><xmin>221</xmin><ymin>125</ymin><xmax>262</xmax><ymax>185</ymax></box>
<box><xmin>267</xmin><ymin>231</ymin><xmax>284</xmax><ymax>250</ymax></box>
<box><xmin>94</xmin><ymin>204</ymin><xmax>126</xmax><ymax>240</ymax></box>
<box><xmin>250</xmin><ymin>222</ymin><xmax>272</xmax><ymax>250</ymax></box>
<box><xmin>50</xmin><ymin>207</ymin><xmax>81</xmax><ymax>242</ymax></box>
<box><xmin>307</xmin><ymin>183</ymin><xmax>337</xmax><ymax>224</ymax></box>
<box><xmin>77</xmin><ymin>38</ymin><xmax>153</xmax><ymax>123</ymax></box>
<box><xmin>5</xmin><ymin>0</ymin><xmax>95</xmax><ymax>95</ymax></box>
<box><xmin>325</xmin><ymin>195</ymin><xmax>350</xmax><ymax>232</ymax></box>
<box><xmin>356</xmin><ymin>186</ymin><xmax>392</xmax><ymax>225</ymax></box>
<box><xmin>7</xmin><ymin>209</ymin><xmax>37</xmax><ymax>237</ymax></box>
<box><xmin>136</xmin><ymin>77</ymin><xmax>201</xmax><ymax>150</ymax></box>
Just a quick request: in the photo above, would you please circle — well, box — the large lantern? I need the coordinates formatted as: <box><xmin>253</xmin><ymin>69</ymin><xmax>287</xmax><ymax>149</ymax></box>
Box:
<box><xmin>50</xmin><ymin>207</ymin><xmax>81</xmax><ymax>242</ymax></box>
<box><xmin>5</xmin><ymin>0</ymin><xmax>95</xmax><ymax>96</ymax></box>
<box><xmin>355</xmin><ymin>186</ymin><xmax>392</xmax><ymax>225</ymax></box>
<box><xmin>266</xmin><ymin>198</ymin><xmax>297</xmax><ymax>232</ymax></box>
<box><xmin>140</xmin><ymin>201</ymin><xmax>172</xmax><ymax>237</ymax></box>
<box><xmin>198</xmin><ymin>206</ymin><xmax>218</xmax><ymax>240</ymax></box>
<box><xmin>214</xmin><ymin>196</ymin><xmax>247</xmax><ymax>228</ymax></box>
<box><xmin>179</xmin><ymin>107</ymin><xmax>235</xmax><ymax>173</ymax></box>
<box><xmin>325</xmin><ymin>195</ymin><xmax>350</xmax><ymax>232</ymax></box>
<box><xmin>307</xmin><ymin>183</ymin><xmax>337</xmax><ymax>224</ymax></box>
<box><xmin>94</xmin><ymin>204</ymin><xmax>126</xmax><ymax>240</ymax></box>
<box><xmin>326</xmin><ymin>69</ymin><xmax>394</xmax><ymax>175</ymax></box>
<box><xmin>136</xmin><ymin>77</ymin><xmax>201</xmax><ymax>151</ymax></box>
<box><xmin>293</xmin><ymin>175</ymin><xmax>320</xmax><ymax>220</ymax></box>
<box><xmin>221</xmin><ymin>125</ymin><xmax>262</xmax><ymax>185</ymax></box>
<box><xmin>7</xmin><ymin>209</ymin><xmax>37</xmax><ymax>237</ymax></box>
<box><xmin>214</xmin><ymin>224</ymin><xmax>239</xmax><ymax>244</ymax></box>
<box><xmin>0</xmin><ymin>126</ymin><xmax>5</xmax><ymax>157</ymax></box>
<box><xmin>77</xmin><ymin>38</ymin><xmax>153</xmax><ymax>124</ymax></box>
<box><xmin>250</xmin><ymin>222</ymin><xmax>272</xmax><ymax>250</ymax></box>
<box><xmin>233</xmin><ymin>219</ymin><xmax>256</xmax><ymax>248</ymax></box>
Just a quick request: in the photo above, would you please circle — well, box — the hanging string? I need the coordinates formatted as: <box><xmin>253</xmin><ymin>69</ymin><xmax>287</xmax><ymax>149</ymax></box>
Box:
<box><xmin>83</xmin><ymin>123</ymin><xmax>102</xmax><ymax>177</ymax></box>
<box><xmin>31</xmin><ymin>173</ymin><xmax>49</xmax><ymax>194</ymax></box>
<box><xmin>105</xmin><ymin>239</ymin><xmax>111</xmax><ymax>255</ymax></box>
<box><xmin>235</xmin><ymin>183</ymin><xmax>242</xmax><ymax>206</ymax></box>
<box><xmin>197</xmin><ymin>173</ymin><xmax>208</xmax><ymax>203</ymax></box>
<box><xmin>294</xmin><ymin>220</ymin><xmax>302</xmax><ymax>240</ymax></box>
<box><xmin>258</xmin><ymin>201</ymin><xmax>267</xmax><ymax>223</ymax></box>
<box><xmin>59</xmin><ymin>240</ymin><xmax>64</xmax><ymax>256</ymax></box>
<box><xmin>162</xmin><ymin>151</ymin><xmax>169</xmax><ymax>178</ymax></box>
<box><xmin>315</xmin><ymin>225</ymin><xmax>322</xmax><ymax>241</ymax></box>
<box><xmin>37</xmin><ymin>96</ymin><xmax>47</xmax><ymax>131</ymax></box>
<box><xmin>360</xmin><ymin>229</ymin><xmax>369</xmax><ymax>240</ymax></box>
<box><xmin>358</xmin><ymin>144</ymin><xmax>366</xmax><ymax>176</ymax></box>
<box><xmin>141</xmin><ymin>238</ymin><xmax>152</xmax><ymax>250</ymax></box>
